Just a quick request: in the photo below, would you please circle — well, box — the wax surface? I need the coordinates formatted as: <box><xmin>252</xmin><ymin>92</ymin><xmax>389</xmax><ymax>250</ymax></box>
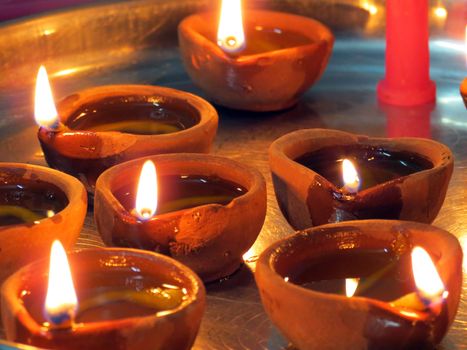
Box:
<box><xmin>0</xmin><ymin>179</ymin><xmax>68</xmax><ymax>226</ymax></box>
<box><xmin>114</xmin><ymin>174</ymin><xmax>246</xmax><ymax>215</ymax></box>
<box><xmin>296</xmin><ymin>145</ymin><xmax>433</xmax><ymax>191</ymax></box>
<box><xmin>66</xmin><ymin>95</ymin><xmax>199</xmax><ymax>135</ymax></box>
<box><xmin>204</xmin><ymin>25</ymin><xmax>312</xmax><ymax>55</ymax></box>
<box><xmin>289</xmin><ymin>248</ymin><xmax>415</xmax><ymax>302</ymax></box>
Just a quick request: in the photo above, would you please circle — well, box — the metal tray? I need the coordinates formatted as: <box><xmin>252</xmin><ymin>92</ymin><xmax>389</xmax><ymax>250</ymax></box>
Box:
<box><xmin>0</xmin><ymin>1</ymin><xmax>465</xmax><ymax>349</ymax></box>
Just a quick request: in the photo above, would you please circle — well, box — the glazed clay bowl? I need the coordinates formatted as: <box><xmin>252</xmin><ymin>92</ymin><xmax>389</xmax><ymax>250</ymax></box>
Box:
<box><xmin>1</xmin><ymin>248</ymin><xmax>205</xmax><ymax>350</ymax></box>
<box><xmin>38</xmin><ymin>85</ymin><xmax>218</xmax><ymax>193</ymax></box>
<box><xmin>0</xmin><ymin>163</ymin><xmax>86</xmax><ymax>286</ymax></box>
<box><xmin>255</xmin><ymin>220</ymin><xmax>463</xmax><ymax>350</ymax></box>
<box><xmin>94</xmin><ymin>153</ymin><xmax>267</xmax><ymax>282</ymax></box>
<box><xmin>178</xmin><ymin>10</ymin><xmax>334</xmax><ymax>112</ymax></box>
<box><xmin>461</xmin><ymin>77</ymin><xmax>467</xmax><ymax>108</ymax></box>
<box><xmin>269</xmin><ymin>129</ymin><xmax>453</xmax><ymax>230</ymax></box>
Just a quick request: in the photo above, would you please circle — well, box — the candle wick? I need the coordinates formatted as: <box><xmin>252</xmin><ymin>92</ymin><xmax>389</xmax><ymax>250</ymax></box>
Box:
<box><xmin>45</xmin><ymin>120</ymin><xmax>65</xmax><ymax>132</ymax></box>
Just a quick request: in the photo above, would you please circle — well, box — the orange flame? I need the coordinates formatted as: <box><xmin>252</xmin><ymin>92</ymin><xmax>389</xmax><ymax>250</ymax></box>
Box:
<box><xmin>411</xmin><ymin>246</ymin><xmax>445</xmax><ymax>300</ymax></box>
<box><xmin>342</xmin><ymin>159</ymin><xmax>360</xmax><ymax>193</ymax></box>
<box><xmin>34</xmin><ymin>66</ymin><xmax>59</xmax><ymax>129</ymax></box>
<box><xmin>44</xmin><ymin>240</ymin><xmax>78</xmax><ymax>326</ymax></box>
<box><xmin>361</xmin><ymin>1</ymin><xmax>378</xmax><ymax>15</ymax></box>
<box><xmin>135</xmin><ymin>160</ymin><xmax>158</xmax><ymax>220</ymax></box>
<box><xmin>217</xmin><ymin>0</ymin><xmax>245</xmax><ymax>54</ymax></box>
<box><xmin>433</xmin><ymin>6</ymin><xmax>447</xmax><ymax>19</ymax></box>
<box><xmin>345</xmin><ymin>278</ymin><xmax>360</xmax><ymax>298</ymax></box>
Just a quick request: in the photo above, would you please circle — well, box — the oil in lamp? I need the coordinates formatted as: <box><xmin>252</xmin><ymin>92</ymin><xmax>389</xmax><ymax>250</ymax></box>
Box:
<box><xmin>178</xmin><ymin>0</ymin><xmax>334</xmax><ymax>111</ymax></box>
<box><xmin>35</xmin><ymin>66</ymin><xmax>218</xmax><ymax>193</ymax></box>
<box><xmin>269</xmin><ymin>129</ymin><xmax>453</xmax><ymax>229</ymax></box>
<box><xmin>1</xmin><ymin>240</ymin><xmax>205</xmax><ymax>350</ymax></box>
<box><xmin>94</xmin><ymin>153</ymin><xmax>267</xmax><ymax>282</ymax></box>
<box><xmin>255</xmin><ymin>220</ymin><xmax>463</xmax><ymax>349</ymax></box>
<box><xmin>0</xmin><ymin>162</ymin><xmax>86</xmax><ymax>286</ymax></box>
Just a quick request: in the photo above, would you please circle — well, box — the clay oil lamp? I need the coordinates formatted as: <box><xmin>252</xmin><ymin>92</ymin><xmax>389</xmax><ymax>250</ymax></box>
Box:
<box><xmin>269</xmin><ymin>129</ymin><xmax>453</xmax><ymax>230</ymax></box>
<box><xmin>0</xmin><ymin>163</ymin><xmax>86</xmax><ymax>286</ymax></box>
<box><xmin>35</xmin><ymin>66</ymin><xmax>218</xmax><ymax>193</ymax></box>
<box><xmin>94</xmin><ymin>153</ymin><xmax>267</xmax><ymax>282</ymax></box>
<box><xmin>1</xmin><ymin>241</ymin><xmax>205</xmax><ymax>350</ymax></box>
<box><xmin>255</xmin><ymin>220</ymin><xmax>463</xmax><ymax>350</ymax></box>
<box><xmin>461</xmin><ymin>77</ymin><xmax>467</xmax><ymax>108</ymax></box>
<box><xmin>178</xmin><ymin>0</ymin><xmax>334</xmax><ymax>111</ymax></box>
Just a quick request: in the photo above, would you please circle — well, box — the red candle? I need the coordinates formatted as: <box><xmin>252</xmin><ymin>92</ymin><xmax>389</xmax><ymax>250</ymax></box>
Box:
<box><xmin>378</xmin><ymin>0</ymin><xmax>436</xmax><ymax>106</ymax></box>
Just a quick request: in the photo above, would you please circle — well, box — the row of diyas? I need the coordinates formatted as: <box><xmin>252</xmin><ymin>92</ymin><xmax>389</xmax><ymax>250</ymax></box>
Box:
<box><xmin>0</xmin><ymin>0</ymin><xmax>463</xmax><ymax>349</ymax></box>
<box><xmin>0</xmin><ymin>221</ymin><xmax>462</xmax><ymax>349</ymax></box>
<box><xmin>34</xmin><ymin>0</ymin><xmax>335</xmax><ymax>193</ymax></box>
<box><xmin>0</xmin><ymin>131</ymin><xmax>461</xmax><ymax>350</ymax></box>
<box><xmin>0</xmin><ymin>79</ymin><xmax>460</xmax><ymax>349</ymax></box>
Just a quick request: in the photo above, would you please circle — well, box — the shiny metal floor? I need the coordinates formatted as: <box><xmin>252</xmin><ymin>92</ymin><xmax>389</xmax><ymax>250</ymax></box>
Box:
<box><xmin>0</xmin><ymin>1</ymin><xmax>465</xmax><ymax>349</ymax></box>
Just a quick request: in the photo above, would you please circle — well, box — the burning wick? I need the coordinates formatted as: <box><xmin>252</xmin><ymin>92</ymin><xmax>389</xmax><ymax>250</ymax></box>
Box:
<box><xmin>34</xmin><ymin>66</ymin><xmax>63</xmax><ymax>131</ymax></box>
<box><xmin>342</xmin><ymin>159</ymin><xmax>360</xmax><ymax>194</ymax></box>
<box><xmin>44</xmin><ymin>240</ymin><xmax>78</xmax><ymax>329</ymax></box>
<box><xmin>345</xmin><ymin>278</ymin><xmax>360</xmax><ymax>298</ymax></box>
<box><xmin>411</xmin><ymin>246</ymin><xmax>445</xmax><ymax>303</ymax></box>
<box><xmin>135</xmin><ymin>160</ymin><xmax>158</xmax><ymax>221</ymax></box>
<box><xmin>391</xmin><ymin>246</ymin><xmax>446</xmax><ymax>314</ymax></box>
<box><xmin>433</xmin><ymin>6</ymin><xmax>447</xmax><ymax>20</ymax></box>
<box><xmin>217</xmin><ymin>0</ymin><xmax>245</xmax><ymax>54</ymax></box>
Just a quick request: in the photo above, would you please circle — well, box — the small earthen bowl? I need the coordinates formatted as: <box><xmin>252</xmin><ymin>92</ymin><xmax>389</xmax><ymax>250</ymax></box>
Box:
<box><xmin>269</xmin><ymin>129</ymin><xmax>453</xmax><ymax>229</ymax></box>
<box><xmin>0</xmin><ymin>163</ymin><xmax>86</xmax><ymax>286</ymax></box>
<box><xmin>461</xmin><ymin>77</ymin><xmax>467</xmax><ymax>108</ymax></box>
<box><xmin>255</xmin><ymin>220</ymin><xmax>463</xmax><ymax>350</ymax></box>
<box><xmin>38</xmin><ymin>85</ymin><xmax>218</xmax><ymax>193</ymax></box>
<box><xmin>178</xmin><ymin>10</ymin><xmax>334</xmax><ymax>112</ymax></box>
<box><xmin>94</xmin><ymin>153</ymin><xmax>267</xmax><ymax>282</ymax></box>
<box><xmin>1</xmin><ymin>248</ymin><xmax>205</xmax><ymax>350</ymax></box>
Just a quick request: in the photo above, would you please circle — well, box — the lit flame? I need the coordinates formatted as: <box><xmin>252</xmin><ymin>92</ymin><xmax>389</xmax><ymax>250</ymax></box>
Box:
<box><xmin>44</xmin><ymin>240</ymin><xmax>78</xmax><ymax>326</ymax></box>
<box><xmin>411</xmin><ymin>246</ymin><xmax>445</xmax><ymax>300</ymax></box>
<box><xmin>217</xmin><ymin>0</ymin><xmax>245</xmax><ymax>54</ymax></box>
<box><xmin>34</xmin><ymin>66</ymin><xmax>59</xmax><ymax>129</ymax></box>
<box><xmin>433</xmin><ymin>6</ymin><xmax>447</xmax><ymax>19</ymax></box>
<box><xmin>135</xmin><ymin>160</ymin><xmax>158</xmax><ymax>220</ymax></box>
<box><xmin>361</xmin><ymin>1</ymin><xmax>378</xmax><ymax>15</ymax></box>
<box><xmin>342</xmin><ymin>159</ymin><xmax>360</xmax><ymax>193</ymax></box>
<box><xmin>345</xmin><ymin>278</ymin><xmax>359</xmax><ymax>298</ymax></box>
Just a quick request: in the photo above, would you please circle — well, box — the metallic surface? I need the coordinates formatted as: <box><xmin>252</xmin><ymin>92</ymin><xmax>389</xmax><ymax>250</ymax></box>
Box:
<box><xmin>0</xmin><ymin>0</ymin><xmax>465</xmax><ymax>349</ymax></box>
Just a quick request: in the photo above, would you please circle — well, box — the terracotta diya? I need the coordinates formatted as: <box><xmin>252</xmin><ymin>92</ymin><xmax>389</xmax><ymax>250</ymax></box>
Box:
<box><xmin>178</xmin><ymin>0</ymin><xmax>334</xmax><ymax>111</ymax></box>
<box><xmin>94</xmin><ymin>153</ymin><xmax>267</xmax><ymax>282</ymax></box>
<box><xmin>269</xmin><ymin>129</ymin><xmax>453</xmax><ymax>230</ymax></box>
<box><xmin>255</xmin><ymin>220</ymin><xmax>463</xmax><ymax>350</ymax></box>
<box><xmin>35</xmin><ymin>67</ymin><xmax>218</xmax><ymax>193</ymax></box>
<box><xmin>1</xmin><ymin>243</ymin><xmax>205</xmax><ymax>350</ymax></box>
<box><xmin>0</xmin><ymin>163</ymin><xmax>86</xmax><ymax>286</ymax></box>
<box><xmin>461</xmin><ymin>77</ymin><xmax>467</xmax><ymax>108</ymax></box>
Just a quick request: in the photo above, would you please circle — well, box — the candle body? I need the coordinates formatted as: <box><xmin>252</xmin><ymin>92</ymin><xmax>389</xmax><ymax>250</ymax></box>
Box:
<box><xmin>378</xmin><ymin>0</ymin><xmax>436</xmax><ymax>106</ymax></box>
